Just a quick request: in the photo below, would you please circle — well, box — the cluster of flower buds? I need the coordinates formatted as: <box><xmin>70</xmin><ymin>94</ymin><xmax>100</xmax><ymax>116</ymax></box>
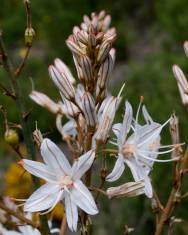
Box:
<box><xmin>173</xmin><ymin>41</ymin><xmax>188</xmax><ymax>106</ymax></box>
<box><xmin>30</xmin><ymin>11</ymin><xmax>119</xmax><ymax>148</ymax></box>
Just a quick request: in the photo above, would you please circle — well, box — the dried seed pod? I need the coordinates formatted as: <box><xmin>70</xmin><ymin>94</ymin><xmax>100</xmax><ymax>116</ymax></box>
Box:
<box><xmin>48</xmin><ymin>65</ymin><xmax>75</xmax><ymax>101</ymax></box>
<box><xmin>82</xmin><ymin>92</ymin><xmax>96</xmax><ymax>127</ymax></box>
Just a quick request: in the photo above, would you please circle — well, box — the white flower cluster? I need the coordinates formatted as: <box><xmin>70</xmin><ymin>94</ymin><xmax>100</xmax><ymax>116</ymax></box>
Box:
<box><xmin>16</xmin><ymin>11</ymin><xmax>180</xmax><ymax>232</ymax></box>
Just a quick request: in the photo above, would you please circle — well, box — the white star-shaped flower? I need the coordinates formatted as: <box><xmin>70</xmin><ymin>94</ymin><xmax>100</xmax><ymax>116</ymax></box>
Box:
<box><xmin>106</xmin><ymin>100</ymin><xmax>179</xmax><ymax>198</ymax></box>
<box><xmin>19</xmin><ymin>138</ymin><xmax>98</xmax><ymax>231</ymax></box>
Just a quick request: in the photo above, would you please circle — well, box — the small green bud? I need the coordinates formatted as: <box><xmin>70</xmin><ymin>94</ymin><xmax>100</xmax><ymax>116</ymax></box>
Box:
<box><xmin>25</xmin><ymin>27</ymin><xmax>35</xmax><ymax>46</ymax></box>
<box><xmin>4</xmin><ymin>129</ymin><xmax>19</xmax><ymax>146</ymax></box>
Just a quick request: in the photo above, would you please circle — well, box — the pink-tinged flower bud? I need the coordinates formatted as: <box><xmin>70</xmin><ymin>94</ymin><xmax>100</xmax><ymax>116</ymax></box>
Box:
<box><xmin>97</xmin><ymin>41</ymin><xmax>112</xmax><ymax>63</ymax></box>
<box><xmin>98</xmin><ymin>10</ymin><xmax>106</xmax><ymax>20</ymax></box>
<box><xmin>177</xmin><ymin>82</ymin><xmax>188</xmax><ymax>106</ymax></box>
<box><xmin>184</xmin><ymin>41</ymin><xmax>188</xmax><ymax>58</ymax></box>
<box><xmin>66</xmin><ymin>36</ymin><xmax>86</xmax><ymax>56</ymax></box>
<box><xmin>48</xmin><ymin>65</ymin><xmax>75</xmax><ymax>101</ymax></box>
<box><xmin>82</xmin><ymin>92</ymin><xmax>96</xmax><ymax>127</ymax></box>
<box><xmin>33</xmin><ymin>127</ymin><xmax>43</xmax><ymax>147</ymax></box>
<box><xmin>107</xmin><ymin>181</ymin><xmax>145</xmax><ymax>199</ymax></box>
<box><xmin>54</xmin><ymin>58</ymin><xmax>75</xmax><ymax>84</ymax></box>
<box><xmin>61</xmin><ymin>99</ymin><xmax>80</xmax><ymax>118</ymax></box>
<box><xmin>73</xmin><ymin>26</ymin><xmax>80</xmax><ymax>35</ymax></box>
<box><xmin>172</xmin><ymin>65</ymin><xmax>188</xmax><ymax>94</ymax></box>
<box><xmin>97</xmin><ymin>54</ymin><xmax>114</xmax><ymax>89</ymax></box>
<box><xmin>80</xmin><ymin>22</ymin><xmax>88</xmax><ymax>32</ymax></box>
<box><xmin>80</xmin><ymin>55</ymin><xmax>93</xmax><ymax>82</ymax></box>
<box><xmin>83</xmin><ymin>15</ymin><xmax>91</xmax><ymax>26</ymax></box>
<box><xmin>102</xmin><ymin>15</ymin><xmax>111</xmax><ymax>32</ymax></box>
<box><xmin>109</xmin><ymin>48</ymin><xmax>116</xmax><ymax>65</ymax></box>
<box><xmin>30</xmin><ymin>90</ymin><xmax>62</xmax><ymax>114</ymax></box>
<box><xmin>77</xmin><ymin>31</ymin><xmax>88</xmax><ymax>45</ymax></box>
<box><xmin>96</xmin><ymin>32</ymin><xmax>104</xmax><ymax>43</ymax></box>
<box><xmin>103</xmin><ymin>31</ymin><xmax>117</xmax><ymax>44</ymax></box>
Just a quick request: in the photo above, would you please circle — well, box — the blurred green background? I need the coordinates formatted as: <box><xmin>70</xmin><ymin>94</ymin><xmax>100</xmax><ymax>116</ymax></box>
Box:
<box><xmin>1</xmin><ymin>0</ymin><xmax>188</xmax><ymax>234</ymax></box>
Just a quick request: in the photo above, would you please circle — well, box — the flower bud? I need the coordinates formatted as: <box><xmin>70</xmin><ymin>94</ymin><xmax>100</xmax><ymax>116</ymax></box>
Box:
<box><xmin>98</xmin><ymin>10</ymin><xmax>106</xmax><ymax>20</ymax></box>
<box><xmin>73</xmin><ymin>55</ymin><xmax>84</xmax><ymax>81</ymax></box>
<box><xmin>61</xmin><ymin>99</ymin><xmax>80</xmax><ymax>118</ymax></box>
<box><xmin>97</xmin><ymin>41</ymin><xmax>112</xmax><ymax>63</ymax></box>
<box><xmin>80</xmin><ymin>56</ymin><xmax>93</xmax><ymax>82</ymax></box>
<box><xmin>66</xmin><ymin>36</ymin><xmax>86</xmax><ymax>56</ymax></box>
<box><xmin>30</xmin><ymin>90</ymin><xmax>62</xmax><ymax>114</ymax></box>
<box><xmin>54</xmin><ymin>58</ymin><xmax>75</xmax><ymax>84</ymax></box>
<box><xmin>48</xmin><ymin>65</ymin><xmax>75</xmax><ymax>101</ymax></box>
<box><xmin>177</xmin><ymin>82</ymin><xmax>188</xmax><ymax>106</ymax></box>
<box><xmin>4</xmin><ymin>129</ymin><xmax>19</xmax><ymax>146</ymax></box>
<box><xmin>77</xmin><ymin>31</ymin><xmax>88</xmax><ymax>45</ymax></box>
<box><xmin>184</xmin><ymin>41</ymin><xmax>188</xmax><ymax>58</ymax></box>
<box><xmin>82</xmin><ymin>92</ymin><xmax>96</xmax><ymax>127</ymax></box>
<box><xmin>106</xmin><ymin>181</ymin><xmax>145</xmax><ymax>199</ymax></box>
<box><xmin>25</xmin><ymin>27</ymin><xmax>35</xmax><ymax>46</ymax></box>
<box><xmin>94</xmin><ymin>96</ymin><xmax>120</xmax><ymax>144</ymax></box>
<box><xmin>172</xmin><ymin>65</ymin><xmax>188</xmax><ymax>94</ymax></box>
<box><xmin>97</xmin><ymin>54</ymin><xmax>114</xmax><ymax>89</ymax></box>
<box><xmin>102</xmin><ymin>15</ymin><xmax>111</xmax><ymax>32</ymax></box>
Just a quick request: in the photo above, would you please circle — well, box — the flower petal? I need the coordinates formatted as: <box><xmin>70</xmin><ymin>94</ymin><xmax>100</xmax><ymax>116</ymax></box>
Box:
<box><xmin>71</xmin><ymin>180</ymin><xmax>98</xmax><ymax>215</ymax></box>
<box><xmin>142</xmin><ymin>105</ymin><xmax>153</xmax><ymax>124</ymax></box>
<box><xmin>40</xmin><ymin>138</ymin><xmax>71</xmax><ymax>177</ymax></box>
<box><xmin>24</xmin><ymin>183</ymin><xmax>60</xmax><ymax>212</ymax></box>
<box><xmin>65</xmin><ymin>192</ymin><xmax>78</xmax><ymax>232</ymax></box>
<box><xmin>120</xmin><ymin>101</ymin><xmax>133</xmax><ymax>146</ymax></box>
<box><xmin>22</xmin><ymin>159</ymin><xmax>56</xmax><ymax>183</ymax></box>
<box><xmin>125</xmin><ymin>158</ymin><xmax>153</xmax><ymax>198</ymax></box>
<box><xmin>71</xmin><ymin>150</ymin><xmax>95</xmax><ymax>180</ymax></box>
<box><xmin>112</xmin><ymin>123</ymin><xmax>122</xmax><ymax>139</ymax></box>
<box><xmin>106</xmin><ymin>154</ymin><xmax>125</xmax><ymax>182</ymax></box>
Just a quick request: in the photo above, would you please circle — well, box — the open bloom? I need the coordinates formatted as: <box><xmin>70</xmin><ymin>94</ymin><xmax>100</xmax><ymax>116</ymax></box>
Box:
<box><xmin>20</xmin><ymin>138</ymin><xmax>98</xmax><ymax>231</ymax></box>
<box><xmin>106</xmin><ymin>101</ymin><xmax>179</xmax><ymax>198</ymax></box>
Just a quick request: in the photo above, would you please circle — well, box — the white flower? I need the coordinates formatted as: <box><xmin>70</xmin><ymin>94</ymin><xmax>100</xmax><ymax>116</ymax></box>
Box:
<box><xmin>20</xmin><ymin>138</ymin><xmax>98</xmax><ymax>231</ymax></box>
<box><xmin>106</xmin><ymin>101</ymin><xmax>179</xmax><ymax>198</ymax></box>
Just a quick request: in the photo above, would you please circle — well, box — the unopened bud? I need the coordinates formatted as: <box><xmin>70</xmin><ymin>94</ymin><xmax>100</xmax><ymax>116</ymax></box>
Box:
<box><xmin>80</xmin><ymin>56</ymin><xmax>93</xmax><ymax>82</ymax></box>
<box><xmin>25</xmin><ymin>27</ymin><xmax>35</xmax><ymax>46</ymax></box>
<box><xmin>184</xmin><ymin>41</ymin><xmax>188</xmax><ymax>58</ymax></box>
<box><xmin>54</xmin><ymin>58</ymin><xmax>75</xmax><ymax>84</ymax></box>
<box><xmin>102</xmin><ymin>15</ymin><xmax>111</xmax><ymax>32</ymax></box>
<box><xmin>107</xmin><ymin>181</ymin><xmax>145</xmax><ymax>199</ymax></box>
<box><xmin>4</xmin><ymin>129</ymin><xmax>19</xmax><ymax>146</ymax></box>
<box><xmin>172</xmin><ymin>65</ymin><xmax>188</xmax><ymax>94</ymax></box>
<box><xmin>30</xmin><ymin>90</ymin><xmax>62</xmax><ymax>114</ymax></box>
<box><xmin>62</xmin><ymin>99</ymin><xmax>80</xmax><ymax>118</ymax></box>
<box><xmin>82</xmin><ymin>92</ymin><xmax>96</xmax><ymax>127</ymax></box>
<box><xmin>97</xmin><ymin>54</ymin><xmax>114</xmax><ymax>89</ymax></box>
<box><xmin>48</xmin><ymin>65</ymin><xmax>75</xmax><ymax>101</ymax></box>
<box><xmin>77</xmin><ymin>31</ymin><xmax>89</xmax><ymax>45</ymax></box>
<box><xmin>97</xmin><ymin>41</ymin><xmax>112</xmax><ymax>63</ymax></box>
<box><xmin>66</xmin><ymin>36</ymin><xmax>86</xmax><ymax>56</ymax></box>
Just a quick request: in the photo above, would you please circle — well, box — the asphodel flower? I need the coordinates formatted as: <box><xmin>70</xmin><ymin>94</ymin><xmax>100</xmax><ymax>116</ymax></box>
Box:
<box><xmin>19</xmin><ymin>138</ymin><xmax>98</xmax><ymax>231</ymax></box>
<box><xmin>106</xmin><ymin>100</ymin><xmax>180</xmax><ymax>198</ymax></box>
